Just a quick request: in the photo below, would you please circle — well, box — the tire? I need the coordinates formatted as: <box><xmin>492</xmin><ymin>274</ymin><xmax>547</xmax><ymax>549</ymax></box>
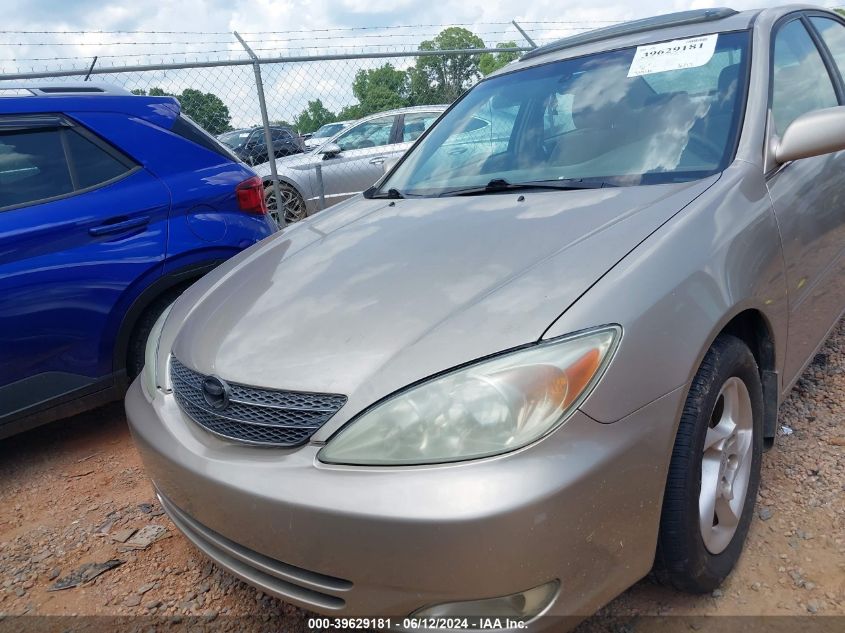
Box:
<box><xmin>654</xmin><ymin>334</ymin><xmax>763</xmax><ymax>593</ymax></box>
<box><xmin>125</xmin><ymin>287</ymin><xmax>185</xmax><ymax>381</ymax></box>
<box><xmin>264</xmin><ymin>182</ymin><xmax>307</xmax><ymax>227</ymax></box>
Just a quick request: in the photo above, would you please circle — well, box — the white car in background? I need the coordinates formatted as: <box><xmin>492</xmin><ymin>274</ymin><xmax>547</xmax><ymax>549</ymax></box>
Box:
<box><xmin>302</xmin><ymin>120</ymin><xmax>356</xmax><ymax>150</ymax></box>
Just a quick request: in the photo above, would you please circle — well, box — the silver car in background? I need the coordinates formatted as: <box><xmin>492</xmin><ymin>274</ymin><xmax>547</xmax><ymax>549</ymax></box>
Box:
<box><xmin>128</xmin><ymin>5</ymin><xmax>845</xmax><ymax>628</ymax></box>
<box><xmin>254</xmin><ymin>106</ymin><xmax>444</xmax><ymax>224</ymax></box>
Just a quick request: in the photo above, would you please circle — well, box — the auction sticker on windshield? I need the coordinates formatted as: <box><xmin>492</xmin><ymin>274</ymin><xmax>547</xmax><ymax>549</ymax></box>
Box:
<box><xmin>627</xmin><ymin>34</ymin><xmax>718</xmax><ymax>77</ymax></box>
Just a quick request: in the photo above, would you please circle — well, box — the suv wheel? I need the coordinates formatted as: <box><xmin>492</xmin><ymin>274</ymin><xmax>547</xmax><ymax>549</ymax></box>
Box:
<box><xmin>654</xmin><ymin>334</ymin><xmax>763</xmax><ymax>593</ymax></box>
<box><xmin>126</xmin><ymin>288</ymin><xmax>185</xmax><ymax>381</ymax></box>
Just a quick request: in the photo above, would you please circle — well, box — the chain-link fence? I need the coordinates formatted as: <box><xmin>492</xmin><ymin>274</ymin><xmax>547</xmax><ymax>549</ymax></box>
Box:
<box><xmin>0</xmin><ymin>32</ymin><xmax>536</xmax><ymax>227</ymax></box>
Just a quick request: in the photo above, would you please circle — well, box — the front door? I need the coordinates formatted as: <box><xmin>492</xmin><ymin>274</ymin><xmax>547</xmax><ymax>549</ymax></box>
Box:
<box><xmin>316</xmin><ymin>114</ymin><xmax>399</xmax><ymax>206</ymax></box>
<box><xmin>766</xmin><ymin>16</ymin><xmax>845</xmax><ymax>386</ymax></box>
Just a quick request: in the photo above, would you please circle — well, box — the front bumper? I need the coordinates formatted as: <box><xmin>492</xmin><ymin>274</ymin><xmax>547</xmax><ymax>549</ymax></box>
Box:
<box><xmin>126</xmin><ymin>379</ymin><xmax>684</xmax><ymax>619</ymax></box>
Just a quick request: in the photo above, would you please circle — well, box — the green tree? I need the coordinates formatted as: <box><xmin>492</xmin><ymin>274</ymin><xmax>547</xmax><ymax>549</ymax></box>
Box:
<box><xmin>130</xmin><ymin>87</ymin><xmax>231</xmax><ymax>134</ymax></box>
<box><xmin>178</xmin><ymin>88</ymin><xmax>231</xmax><ymax>135</ymax></box>
<box><xmin>408</xmin><ymin>27</ymin><xmax>485</xmax><ymax>104</ymax></box>
<box><xmin>337</xmin><ymin>104</ymin><xmax>365</xmax><ymax>121</ymax></box>
<box><xmin>479</xmin><ymin>41</ymin><xmax>520</xmax><ymax>76</ymax></box>
<box><xmin>293</xmin><ymin>99</ymin><xmax>337</xmax><ymax>134</ymax></box>
<box><xmin>351</xmin><ymin>63</ymin><xmax>410</xmax><ymax>116</ymax></box>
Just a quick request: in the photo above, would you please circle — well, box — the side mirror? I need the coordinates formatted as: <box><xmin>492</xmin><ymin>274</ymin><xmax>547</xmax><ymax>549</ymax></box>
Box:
<box><xmin>382</xmin><ymin>157</ymin><xmax>400</xmax><ymax>174</ymax></box>
<box><xmin>775</xmin><ymin>106</ymin><xmax>845</xmax><ymax>163</ymax></box>
<box><xmin>319</xmin><ymin>142</ymin><xmax>341</xmax><ymax>159</ymax></box>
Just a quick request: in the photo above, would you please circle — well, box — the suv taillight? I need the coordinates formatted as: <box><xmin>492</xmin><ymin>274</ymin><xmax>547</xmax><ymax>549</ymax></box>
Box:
<box><xmin>236</xmin><ymin>176</ymin><xmax>267</xmax><ymax>215</ymax></box>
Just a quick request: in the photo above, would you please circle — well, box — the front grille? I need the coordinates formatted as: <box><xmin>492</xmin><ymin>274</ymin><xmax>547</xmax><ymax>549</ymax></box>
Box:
<box><xmin>170</xmin><ymin>357</ymin><xmax>346</xmax><ymax>447</ymax></box>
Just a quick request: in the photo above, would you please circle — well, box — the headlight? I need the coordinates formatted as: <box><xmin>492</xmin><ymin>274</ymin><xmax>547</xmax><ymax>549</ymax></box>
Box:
<box><xmin>319</xmin><ymin>326</ymin><xmax>620</xmax><ymax>466</ymax></box>
<box><xmin>141</xmin><ymin>304</ymin><xmax>175</xmax><ymax>401</ymax></box>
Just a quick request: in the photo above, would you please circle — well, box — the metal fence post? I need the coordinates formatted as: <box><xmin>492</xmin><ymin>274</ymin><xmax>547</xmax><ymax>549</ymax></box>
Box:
<box><xmin>234</xmin><ymin>31</ymin><xmax>285</xmax><ymax>229</ymax></box>
<box><xmin>512</xmin><ymin>21</ymin><xmax>538</xmax><ymax>49</ymax></box>
<box><xmin>314</xmin><ymin>162</ymin><xmax>326</xmax><ymax>211</ymax></box>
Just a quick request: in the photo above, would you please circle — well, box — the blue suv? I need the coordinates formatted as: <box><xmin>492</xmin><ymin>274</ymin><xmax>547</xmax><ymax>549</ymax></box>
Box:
<box><xmin>0</xmin><ymin>84</ymin><xmax>276</xmax><ymax>438</ymax></box>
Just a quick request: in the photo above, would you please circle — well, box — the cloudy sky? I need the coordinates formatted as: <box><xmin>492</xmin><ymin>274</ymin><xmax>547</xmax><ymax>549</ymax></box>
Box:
<box><xmin>0</xmin><ymin>0</ymin><xmax>837</xmax><ymax>127</ymax></box>
<box><xmin>0</xmin><ymin>0</ymin><xmax>810</xmax><ymax>66</ymax></box>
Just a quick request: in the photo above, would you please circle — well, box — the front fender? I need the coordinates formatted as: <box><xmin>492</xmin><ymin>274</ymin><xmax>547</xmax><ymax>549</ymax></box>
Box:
<box><xmin>545</xmin><ymin>161</ymin><xmax>787</xmax><ymax>424</ymax></box>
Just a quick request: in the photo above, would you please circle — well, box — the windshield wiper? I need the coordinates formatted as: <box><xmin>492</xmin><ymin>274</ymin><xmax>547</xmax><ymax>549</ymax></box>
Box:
<box><xmin>364</xmin><ymin>186</ymin><xmax>404</xmax><ymax>199</ymax></box>
<box><xmin>440</xmin><ymin>178</ymin><xmax>615</xmax><ymax>197</ymax></box>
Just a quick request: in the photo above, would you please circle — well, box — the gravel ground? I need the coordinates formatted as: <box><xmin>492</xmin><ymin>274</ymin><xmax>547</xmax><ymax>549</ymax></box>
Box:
<box><xmin>1</xmin><ymin>323</ymin><xmax>843</xmax><ymax>631</ymax></box>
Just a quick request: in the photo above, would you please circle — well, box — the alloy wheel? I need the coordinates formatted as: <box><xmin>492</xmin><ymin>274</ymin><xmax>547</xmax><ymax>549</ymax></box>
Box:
<box><xmin>699</xmin><ymin>376</ymin><xmax>754</xmax><ymax>554</ymax></box>
<box><xmin>264</xmin><ymin>185</ymin><xmax>307</xmax><ymax>227</ymax></box>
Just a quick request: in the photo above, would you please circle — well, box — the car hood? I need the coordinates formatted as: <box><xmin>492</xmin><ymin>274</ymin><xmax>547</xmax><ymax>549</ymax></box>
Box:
<box><xmin>169</xmin><ymin>176</ymin><xmax>717</xmax><ymax>437</ymax></box>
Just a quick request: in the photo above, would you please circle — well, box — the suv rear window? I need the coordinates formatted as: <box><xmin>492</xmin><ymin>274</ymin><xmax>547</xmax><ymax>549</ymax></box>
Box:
<box><xmin>171</xmin><ymin>115</ymin><xmax>240</xmax><ymax>162</ymax></box>
<box><xmin>65</xmin><ymin>129</ymin><xmax>132</xmax><ymax>189</ymax></box>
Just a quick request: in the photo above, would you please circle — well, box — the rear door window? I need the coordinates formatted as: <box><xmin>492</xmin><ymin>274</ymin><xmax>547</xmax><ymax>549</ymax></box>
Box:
<box><xmin>0</xmin><ymin>119</ymin><xmax>136</xmax><ymax>211</ymax></box>
<box><xmin>272</xmin><ymin>128</ymin><xmax>292</xmax><ymax>141</ymax></box>
<box><xmin>0</xmin><ymin>128</ymin><xmax>73</xmax><ymax>209</ymax></box>
<box><xmin>401</xmin><ymin>112</ymin><xmax>441</xmax><ymax>142</ymax></box>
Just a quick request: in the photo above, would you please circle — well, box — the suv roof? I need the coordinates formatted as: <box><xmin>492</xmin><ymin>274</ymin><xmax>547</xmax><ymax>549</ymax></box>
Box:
<box><xmin>0</xmin><ymin>83</ymin><xmax>132</xmax><ymax>97</ymax></box>
<box><xmin>0</xmin><ymin>83</ymin><xmax>180</xmax><ymax>127</ymax></box>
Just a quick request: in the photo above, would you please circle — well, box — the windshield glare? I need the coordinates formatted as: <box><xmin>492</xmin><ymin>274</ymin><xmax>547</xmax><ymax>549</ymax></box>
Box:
<box><xmin>314</xmin><ymin>123</ymin><xmax>345</xmax><ymax>138</ymax></box>
<box><xmin>381</xmin><ymin>31</ymin><xmax>749</xmax><ymax>196</ymax></box>
<box><xmin>218</xmin><ymin>130</ymin><xmax>249</xmax><ymax>148</ymax></box>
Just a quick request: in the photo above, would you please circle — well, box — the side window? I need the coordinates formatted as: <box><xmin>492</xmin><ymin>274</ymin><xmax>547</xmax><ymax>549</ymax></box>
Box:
<box><xmin>0</xmin><ymin>128</ymin><xmax>73</xmax><ymax>209</ymax></box>
<box><xmin>272</xmin><ymin>128</ymin><xmax>292</xmax><ymax>142</ymax></box>
<box><xmin>65</xmin><ymin>130</ymin><xmax>130</xmax><ymax>190</ymax></box>
<box><xmin>810</xmin><ymin>17</ymin><xmax>845</xmax><ymax>80</ymax></box>
<box><xmin>0</xmin><ymin>122</ymin><xmax>134</xmax><ymax>211</ymax></box>
<box><xmin>771</xmin><ymin>19</ymin><xmax>838</xmax><ymax>135</ymax></box>
<box><xmin>401</xmin><ymin>112</ymin><xmax>440</xmax><ymax>142</ymax></box>
<box><xmin>335</xmin><ymin>116</ymin><xmax>395</xmax><ymax>151</ymax></box>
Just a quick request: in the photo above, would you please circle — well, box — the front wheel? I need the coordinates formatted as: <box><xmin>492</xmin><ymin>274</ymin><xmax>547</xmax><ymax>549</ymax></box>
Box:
<box><xmin>654</xmin><ymin>334</ymin><xmax>763</xmax><ymax>593</ymax></box>
<box><xmin>264</xmin><ymin>182</ymin><xmax>307</xmax><ymax>227</ymax></box>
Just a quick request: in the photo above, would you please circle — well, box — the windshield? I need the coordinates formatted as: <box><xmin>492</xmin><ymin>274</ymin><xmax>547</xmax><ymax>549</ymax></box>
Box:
<box><xmin>313</xmin><ymin>122</ymin><xmax>346</xmax><ymax>139</ymax></box>
<box><xmin>379</xmin><ymin>31</ymin><xmax>749</xmax><ymax>196</ymax></box>
<box><xmin>218</xmin><ymin>130</ymin><xmax>250</xmax><ymax>148</ymax></box>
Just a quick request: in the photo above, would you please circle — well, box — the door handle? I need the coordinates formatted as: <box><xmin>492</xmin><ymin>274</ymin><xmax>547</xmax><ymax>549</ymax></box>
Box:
<box><xmin>369</xmin><ymin>157</ymin><xmax>386</xmax><ymax>165</ymax></box>
<box><xmin>89</xmin><ymin>216</ymin><xmax>150</xmax><ymax>236</ymax></box>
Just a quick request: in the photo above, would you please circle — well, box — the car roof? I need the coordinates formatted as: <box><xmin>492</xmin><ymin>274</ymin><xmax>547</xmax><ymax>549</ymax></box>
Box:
<box><xmin>501</xmin><ymin>5</ymin><xmax>827</xmax><ymax>73</ymax></box>
<box><xmin>354</xmin><ymin>104</ymin><xmax>448</xmax><ymax>123</ymax></box>
<box><xmin>521</xmin><ymin>8</ymin><xmax>746</xmax><ymax>61</ymax></box>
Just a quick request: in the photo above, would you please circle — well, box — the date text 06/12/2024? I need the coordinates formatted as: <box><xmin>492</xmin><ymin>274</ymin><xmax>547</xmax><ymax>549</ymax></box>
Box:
<box><xmin>307</xmin><ymin>618</ymin><xmax>531</xmax><ymax>630</ymax></box>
